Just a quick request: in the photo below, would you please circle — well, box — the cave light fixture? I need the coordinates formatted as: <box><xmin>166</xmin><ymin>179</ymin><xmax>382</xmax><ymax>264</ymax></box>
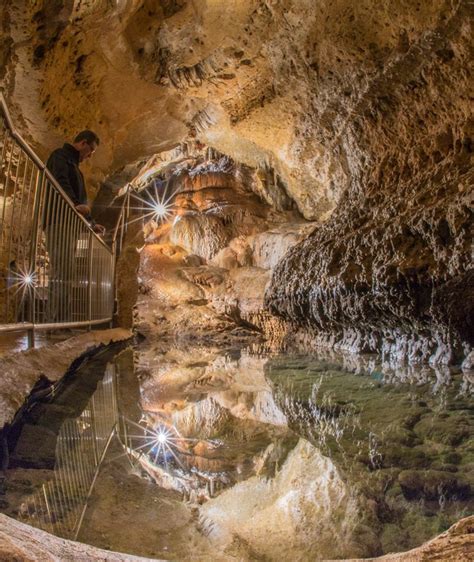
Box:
<box><xmin>9</xmin><ymin>264</ymin><xmax>38</xmax><ymax>301</ymax></box>
<box><xmin>124</xmin><ymin>417</ymin><xmax>197</xmax><ymax>470</ymax></box>
<box><xmin>128</xmin><ymin>178</ymin><xmax>174</xmax><ymax>227</ymax></box>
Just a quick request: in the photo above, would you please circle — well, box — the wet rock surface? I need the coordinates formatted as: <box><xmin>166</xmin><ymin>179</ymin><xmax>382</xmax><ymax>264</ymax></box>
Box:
<box><xmin>263</xmin><ymin>1</ymin><xmax>473</xmax><ymax>364</ymax></box>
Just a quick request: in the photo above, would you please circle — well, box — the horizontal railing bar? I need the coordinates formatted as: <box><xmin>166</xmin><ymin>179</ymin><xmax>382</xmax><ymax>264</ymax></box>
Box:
<box><xmin>43</xmin><ymin>169</ymin><xmax>111</xmax><ymax>251</ymax></box>
<box><xmin>0</xmin><ymin>318</ymin><xmax>112</xmax><ymax>333</ymax></box>
<box><xmin>0</xmin><ymin>94</ymin><xmax>111</xmax><ymax>252</ymax></box>
<box><xmin>0</xmin><ymin>323</ymin><xmax>34</xmax><ymax>332</ymax></box>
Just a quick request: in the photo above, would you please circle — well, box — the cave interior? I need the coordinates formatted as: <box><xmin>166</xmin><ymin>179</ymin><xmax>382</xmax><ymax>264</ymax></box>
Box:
<box><xmin>0</xmin><ymin>0</ymin><xmax>473</xmax><ymax>560</ymax></box>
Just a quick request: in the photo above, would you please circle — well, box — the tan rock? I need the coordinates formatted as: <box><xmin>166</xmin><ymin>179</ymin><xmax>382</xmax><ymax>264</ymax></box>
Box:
<box><xmin>0</xmin><ymin>513</ymin><xmax>160</xmax><ymax>561</ymax></box>
<box><xmin>0</xmin><ymin>328</ymin><xmax>131</xmax><ymax>428</ymax></box>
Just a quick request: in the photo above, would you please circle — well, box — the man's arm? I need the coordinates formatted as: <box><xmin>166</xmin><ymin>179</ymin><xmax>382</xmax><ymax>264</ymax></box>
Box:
<box><xmin>46</xmin><ymin>150</ymin><xmax>104</xmax><ymax>232</ymax></box>
<box><xmin>46</xmin><ymin>151</ymin><xmax>80</xmax><ymax>205</ymax></box>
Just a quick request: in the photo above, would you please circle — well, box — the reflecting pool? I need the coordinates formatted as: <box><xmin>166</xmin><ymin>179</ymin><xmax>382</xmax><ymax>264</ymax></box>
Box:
<box><xmin>1</xmin><ymin>342</ymin><xmax>472</xmax><ymax>560</ymax></box>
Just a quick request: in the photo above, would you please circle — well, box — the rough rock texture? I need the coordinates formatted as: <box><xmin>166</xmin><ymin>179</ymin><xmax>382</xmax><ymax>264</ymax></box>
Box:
<box><xmin>134</xmin><ymin>240</ymin><xmax>267</xmax><ymax>343</ymax></box>
<box><xmin>1</xmin><ymin>510</ymin><xmax>472</xmax><ymax>561</ymax></box>
<box><xmin>0</xmin><ymin>328</ymin><xmax>131</xmax><ymax>428</ymax></box>
<box><xmin>124</xmin><ymin>144</ymin><xmax>311</xmax><ymax>343</ymax></box>
<box><xmin>352</xmin><ymin>516</ymin><xmax>474</xmax><ymax>561</ymax></box>
<box><xmin>2</xmin><ymin>0</ymin><xmax>472</xmax><ymax>365</ymax></box>
<box><xmin>265</xmin><ymin>1</ymin><xmax>473</xmax><ymax>364</ymax></box>
<box><xmin>0</xmin><ymin>1</ymin><xmax>464</xmax><ymax>209</ymax></box>
<box><xmin>0</xmin><ymin>513</ymin><xmax>159</xmax><ymax>561</ymax></box>
<box><xmin>200</xmin><ymin>439</ymin><xmax>362</xmax><ymax>560</ymax></box>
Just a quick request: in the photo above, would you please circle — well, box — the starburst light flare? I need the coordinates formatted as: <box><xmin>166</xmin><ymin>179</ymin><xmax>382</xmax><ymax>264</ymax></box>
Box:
<box><xmin>127</xmin><ymin>179</ymin><xmax>174</xmax><ymax>227</ymax></box>
<box><xmin>123</xmin><ymin>417</ymin><xmax>200</xmax><ymax>470</ymax></box>
<box><xmin>157</xmin><ymin>431</ymin><xmax>168</xmax><ymax>444</ymax></box>
<box><xmin>9</xmin><ymin>265</ymin><xmax>39</xmax><ymax>302</ymax></box>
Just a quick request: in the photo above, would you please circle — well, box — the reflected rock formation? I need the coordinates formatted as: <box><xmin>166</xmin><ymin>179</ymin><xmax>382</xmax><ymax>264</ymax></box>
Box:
<box><xmin>1</xmin><ymin>0</ymin><xmax>473</xmax><ymax>559</ymax></box>
<box><xmin>125</xmin><ymin>345</ymin><xmax>370</xmax><ymax>559</ymax></box>
<box><xmin>116</xmin><ymin>344</ymin><xmax>473</xmax><ymax>559</ymax></box>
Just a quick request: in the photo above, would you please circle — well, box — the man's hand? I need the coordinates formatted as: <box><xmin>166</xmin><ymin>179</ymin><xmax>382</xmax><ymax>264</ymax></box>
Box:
<box><xmin>75</xmin><ymin>204</ymin><xmax>91</xmax><ymax>216</ymax></box>
<box><xmin>93</xmin><ymin>224</ymin><xmax>106</xmax><ymax>236</ymax></box>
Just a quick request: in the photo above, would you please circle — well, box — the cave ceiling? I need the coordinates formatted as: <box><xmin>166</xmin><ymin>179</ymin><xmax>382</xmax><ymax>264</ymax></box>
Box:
<box><xmin>2</xmin><ymin>0</ymin><xmax>472</xmax><ymax>363</ymax></box>
<box><xmin>3</xmin><ymin>0</ymin><xmax>468</xmax><ymax>221</ymax></box>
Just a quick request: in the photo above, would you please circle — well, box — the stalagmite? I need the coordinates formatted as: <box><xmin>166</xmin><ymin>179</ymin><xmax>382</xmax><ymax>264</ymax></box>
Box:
<box><xmin>0</xmin><ymin>0</ymin><xmax>472</xmax><ymax>560</ymax></box>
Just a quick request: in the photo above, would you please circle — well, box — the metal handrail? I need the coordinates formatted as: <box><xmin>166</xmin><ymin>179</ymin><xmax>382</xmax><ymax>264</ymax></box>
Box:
<box><xmin>0</xmin><ymin>94</ymin><xmax>118</xmax><ymax>343</ymax></box>
<box><xmin>16</xmin><ymin>363</ymin><xmax>119</xmax><ymax>539</ymax></box>
<box><xmin>0</xmin><ymin>95</ymin><xmax>108</xmax><ymax>249</ymax></box>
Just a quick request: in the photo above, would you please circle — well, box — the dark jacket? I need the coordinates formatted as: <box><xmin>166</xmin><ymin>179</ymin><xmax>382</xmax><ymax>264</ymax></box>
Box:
<box><xmin>46</xmin><ymin>143</ymin><xmax>94</xmax><ymax>224</ymax></box>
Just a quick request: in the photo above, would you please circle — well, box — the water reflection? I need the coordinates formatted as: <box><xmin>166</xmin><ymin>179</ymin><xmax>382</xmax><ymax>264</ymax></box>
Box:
<box><xmin>9</xmin><ymin>364</ymin><xmax>118</xmax><ymax>539</ymax></box>
<box><xmin>1</xmin><ymin>343</ymin><xmax>472</xmax><ymax>560</ymax></box>
<box><xmin>121</xmin><ymin>343</ymin><xmax>472</xmax><ymax>558</ymax></box>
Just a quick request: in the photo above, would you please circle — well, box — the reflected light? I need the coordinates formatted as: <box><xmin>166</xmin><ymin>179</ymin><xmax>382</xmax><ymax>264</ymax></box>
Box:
<box><xmin>124</xmin><ymin>418</ymin><xmax>199</xmax><ymax>470</ymax></box>
<box><xmin>157</xmin><ymin>431</ymin><xmax>168</xmax><ymax>444</ymax></box>
<box><xmin>153</xmin><ymin>202</ymin><xmax>169</xmax><ymax>218</ymax></box>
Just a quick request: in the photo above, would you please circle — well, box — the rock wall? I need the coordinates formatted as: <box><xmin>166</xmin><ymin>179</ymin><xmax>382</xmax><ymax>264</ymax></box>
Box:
<box><xmin>1</xmin><ymin>1</ymin><xmax>472</xmax><ymax>363</ymax></box>
<box><xmin>266</xmin><ymin>1</ymin><xmax>473</xmax><ymax>364</ymax></box>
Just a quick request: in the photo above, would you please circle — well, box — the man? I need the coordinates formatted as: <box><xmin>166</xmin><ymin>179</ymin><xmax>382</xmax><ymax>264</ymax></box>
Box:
<box><xmin>46</xmin><ymin>130</ymin><xmax>105</xmax><ymax>235</ymax></box>
<box><xmin>44</xmin><ymin>130</ymin><xmax>105</xmax><ymax>323</ymax></box>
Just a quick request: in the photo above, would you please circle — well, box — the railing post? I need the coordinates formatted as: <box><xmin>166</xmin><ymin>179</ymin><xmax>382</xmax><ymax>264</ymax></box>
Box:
<box><xmin>87</xmin><ymin>230</ymin><xmax>93</xmax><ymax>330</ymax></box>
<box><xmin>1</xmin><ymin>94</ymin><xmax>118</xmax><ymax>337</ymax></box>
<box><xmin>27</xmin><ymin>169</ymin><xmax>45</xmax><ymax>348</ymax></box>
<box><xmin>110</xmin><ymin>239</ymin><xmax>116</xmax><ymax>328</ymax></box>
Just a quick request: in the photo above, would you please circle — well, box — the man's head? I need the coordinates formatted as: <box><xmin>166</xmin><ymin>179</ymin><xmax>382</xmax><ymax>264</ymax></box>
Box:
<box><xmin>73</xmin><ymin>130</ymin><xmax>100</xmax><ymax>162</ymax></box>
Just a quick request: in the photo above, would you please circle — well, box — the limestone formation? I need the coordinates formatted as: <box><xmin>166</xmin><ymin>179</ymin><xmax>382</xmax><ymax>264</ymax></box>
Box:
<box><xmin>1</xmin><ymin>0</ymin><xmax>471</xmax><ymax>365</ymax></box>
<box><xmin>0</xmin><ymin>1</ymin><xmax>473</xmax><ymax>559</ymax></box>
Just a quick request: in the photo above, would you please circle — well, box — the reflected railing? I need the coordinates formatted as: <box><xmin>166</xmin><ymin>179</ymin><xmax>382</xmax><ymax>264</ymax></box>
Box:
<box><xmin>17</xmin><ymin>364</ymin><xmax>118</xmax><ymax>540</ymax></box>
<box><xmin>0</xmin><ymin>94</ymin><xmax>119</xmax><ymax>344</ymax></box>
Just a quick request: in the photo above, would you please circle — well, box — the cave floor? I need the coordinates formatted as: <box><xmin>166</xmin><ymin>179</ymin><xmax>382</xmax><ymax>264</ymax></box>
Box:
<box><xmin>1</xmin><ymin>341</ymin><xmax>472</xmax><ymax>561</ymax></box>
<box><xmin>0</xmin><ymin>330</ymin><xmax>78</xmax><ymax>356</ymax></box>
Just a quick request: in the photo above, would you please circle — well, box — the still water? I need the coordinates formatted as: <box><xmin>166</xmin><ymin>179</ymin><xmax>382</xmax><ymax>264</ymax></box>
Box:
<box><xmin>1</xmin><ymin>343</ymin><xmax>472</xmax><ymax>560</ymax></box>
